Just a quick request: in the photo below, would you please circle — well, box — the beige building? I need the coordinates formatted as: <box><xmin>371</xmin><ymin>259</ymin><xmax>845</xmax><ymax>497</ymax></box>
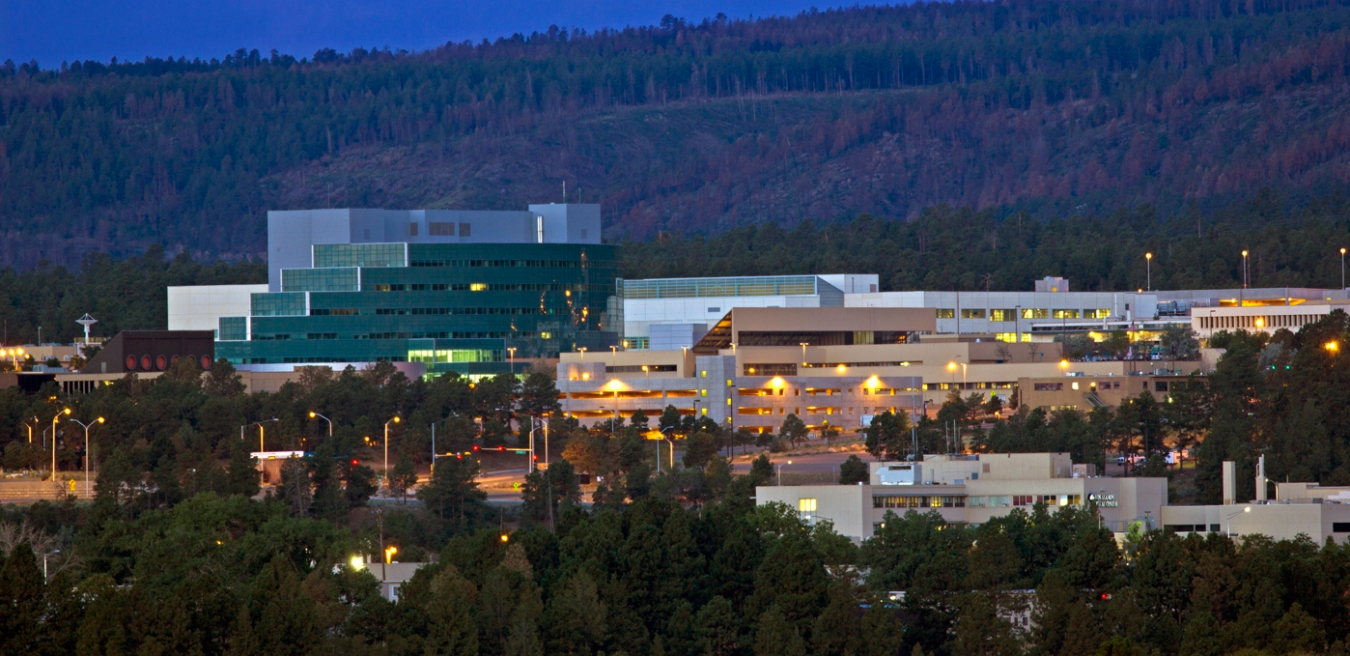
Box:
<box><xmin>757</xmin><ymin>453</ymin><xmax>1166</xmax><ymax>541</ymax></box>
<box><xmin>760</xmin><ymin>453</ymin><xmax>1350</xmax><ymax>545</ymax></box>
<box><xmin>1191</xmin><ymin>301</ymin><xmax>1350</xmax><ymax>339</ymax></box>
<box><xmin>1017</xmin><ymin>370</ymin><xmax>1204</xmax><ymax>411</ymax></box>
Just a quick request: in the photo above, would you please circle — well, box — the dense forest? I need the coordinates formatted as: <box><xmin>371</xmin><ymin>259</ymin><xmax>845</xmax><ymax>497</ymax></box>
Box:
<box><xmin>2</xmin><ymin>315</ymin><xmax>1350</xmax><ymax>655</ymax></box>
<box><xmin>7</xmin><ymin>0</ymin><xmax>1350</xmax><ymax>267</ymax></box>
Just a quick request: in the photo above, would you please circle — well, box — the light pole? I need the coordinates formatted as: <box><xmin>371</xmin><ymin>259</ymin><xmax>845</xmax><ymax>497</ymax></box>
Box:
<box><xmin>607</xmin><ymin>379</ymin><xmax>623</xmax><ymax>430</ymax></box>
<box><xmin>309</xmin><ymin>411</ymin><xmax>333</xmax><ymax>438</ymax></box>
<box><xmin>777</xmin><ymin>459</ymin><xmax>793</xmax><ymax>486</ymax></box>
<box><xmin>1145</xmin><ymin>252</ymin><xmax>1153</xmax><ymax>291</ymax></box>
<box><xmin>241</xmin><ymin>418</ymin><xmax>279</xmax><ymax>453</ymax></box>
<box><xmin>507</xmin><ymin>347</ymin><xmax>517</xmax><ymax>374</ymax></box>
<box><xmin>42</xmin><ymin>549</ymin><xmax>59</xmax><ymax>582</ymax></box>
<box><xmin>1341</xmin><ymin>247</ymin><xmax>1346</xmax><ymax>289</ymax></box>
<box><xmin>1241</xmin><ymin>249</ymin><xmax>1249</xmax><ymax>304</ymax></box>
<box><xmin>656</xmin><ymin>426</ymin><xmax>675</xmax><ymax>473</ymax></box>
<box><xmin>800</xmin><ymin>342</ymin><xmax>809</xmax><ymax>366</ymax></box>
<box><xmin>68</xmin><ymin>416</ymin><xmax>104</xmax><ymax>498</ymax></box>
<box><xmin>383</xmin><ymin>416</ymin><xmax>401</xmax><ymax>494</ymax></box>
<box><xmin>1226</xmin><ymin>505</ymin><xmax>1251</xmax><ymax>537</ymax></box>
<box><xmin>430</xmin><ymin>415</ymin><xmax>457</xmax><ymax>475</ymax></box>
<box><xmin>50</xmin><ymin>408</ymin><xmax>70</xmax><ymax>479</ymax></box>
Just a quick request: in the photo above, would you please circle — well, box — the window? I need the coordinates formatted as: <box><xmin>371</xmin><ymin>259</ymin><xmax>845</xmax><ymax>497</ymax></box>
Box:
<box><xmin>990</xmin><ymin>309</ymin><xmax>1017</xmax><ymax>322</ymax></box>
<box><xmin>936</xmin><ymin>309</ymin><xmax>955</xmax><ymax>319</ymax></box>
<box><xmin>1033</xmin><ymin>383</ymin><xmax>1064</xmax><ymax>391</ymax></box>
<box><xmin>409</xmin><ymin>222</ymin><xmax>419</xmax><ymax>236</ymax></box>
<box><xmin>459</xmin><ymin>222</ymin><xmax>472</xmax><ymax>237</ymax></box>
<box><xmin>314</xmin><ymin>243</ymin><xmax>405</xmax><ymax>268</ymax></box>
<box><xmin>1087</xmin><ymin>309</ymin><xmax>1112</xmax><ymax>319</ymax></box>
<box><xmin>429</xmin><ymin>222</ymin><xmax>455</xmax><ymax>236</ymax></box>
<box><xmin>1022</xmin><ymin>308</ymin><xmax>1049</xmax><ymax>319</ymax></box>
<box><xmin>1155</xmin><ymin>381</ymin><xmax>1170</xmax><ymax>392</ymax></box>
<box><xmin>1334</xmin><ymin>523</ymin><xmax>1350</xmax><ymax>533</ymax></box>
<box><xmin>961</xmin><ymin>309</ymin><xmax>986</xmax><ymax>319</ymax></box>
<box><xmin>798</xmin><ymin>498</ymin><xmax>817</xmax><ymax>514</ymax></box>
<box><xmin>1052</xmin><ymin>309</ymin><xmax>1080</xmax><ymax>319</ymax></box>
<box><xmin>470</xmin><ymin>283</ymin><xmax>488</xmax><ymax>291</ymax></box>
<box><xmin>283</xmin><ymin>267</ymin><xmax>358</xmax><ymax>292</ymax></box>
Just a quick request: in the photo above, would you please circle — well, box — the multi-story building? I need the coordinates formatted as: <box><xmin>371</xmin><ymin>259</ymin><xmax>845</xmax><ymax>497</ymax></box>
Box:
<box><xmin>618</xmin><ymin>274</ymin><xmax>877</xmax><ymax>350</ymax></box>
<box><xmin>759</xmin><ymin>453</ymin><xmax>1350</xmax><ymax>544</ymax></box>
<box><xmin>1190</xmin><ymin>301</ymin><xmax>1350</xmax><ymax>339</ymax></box>
<box><xmin>170</xmin><ymin>204</ymin><xmax>620</xmax><ymax>377</ymax></box>
<box><xmin>757</xmin><ymin>453</ymin><xmax>1166</xmax><ymax>540</ymax></box>
<box><xmin>1016</xmin><ymin>369</ymin><xmax>1204</xmax><ymax>412</ymax></box>
<box><xmin>558</xmin><ymin>307</ymin><xmax>930</xmax><ymax>431</ymax></box>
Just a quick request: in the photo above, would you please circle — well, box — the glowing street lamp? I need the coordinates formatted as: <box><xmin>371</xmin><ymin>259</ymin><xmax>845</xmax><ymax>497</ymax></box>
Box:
<box><xmin>1145</xmin><ymin>252</ymin><xmax>1153</xmax><ymax>291</ymax></box>
<box><xmin>1326</xmin><ymin>341</ymin><xmax>1340</xmax><ymax>354</ymax></box>
<box><xmin>309</xmin><ymin>411</ymin><xmax>332</xmax><ymax>437</ymax></box>
<box><xmin>383</xmin><ymin>416</ymin><xmax>401</xmax><ymax>494</ymax></box>
<box><xmin>49</xmin><ymin>408</ymin><xmax>70</xmax><ymax>479</ymax></box>
<box><xmin>68</xmin><ymin>416</ymin><xmax>104</xmax><ymax>498</ymax></box>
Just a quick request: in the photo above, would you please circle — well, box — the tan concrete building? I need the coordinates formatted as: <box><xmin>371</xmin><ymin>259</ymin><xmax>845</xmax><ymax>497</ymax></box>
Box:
<box><xmin>1017</xmin><ymin>370</ymin><xmax>1205</xmax><ymax>412</ymax></box>
<box><xmin>760</xmin><ymin>453</ymin><xmax>1350</xmax><ymax>545</ymax></box>
<box><xmin>757</xmin><ymin>453</ymin><xmax>1166</xmax><ymax>541</ymax></box>
<box><xmin>1191</xmin><ymin>301</ymin><xmax>1350</xmax><ymax>340</ymax></box>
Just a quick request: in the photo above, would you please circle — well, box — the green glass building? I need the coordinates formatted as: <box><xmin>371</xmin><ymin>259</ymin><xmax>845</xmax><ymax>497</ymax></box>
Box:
<box><xmin>210</xmin><ymin>205</ymin><xmax>620</xmax><ymax>377</ymax></box>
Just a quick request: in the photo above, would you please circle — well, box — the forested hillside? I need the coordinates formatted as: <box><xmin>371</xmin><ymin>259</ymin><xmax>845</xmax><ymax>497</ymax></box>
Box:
<box><xmin>6</xmin><ymin>0</ymin><xmax>1350</xmax><ymax>267</ymax></box>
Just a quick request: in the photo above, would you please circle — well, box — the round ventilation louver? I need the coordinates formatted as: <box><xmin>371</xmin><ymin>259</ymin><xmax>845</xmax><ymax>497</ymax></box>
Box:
<box><xmin>156</xmin><ymin>355</ymin><xmax>167</xmax><ymax>370</ymax></box>
<box><xmin>125</xmin><ymin>356</ymin><xmax>138</xmax><ymax>370</ymax></box>
<box><xmin>171</xmin><ymin>355</ymin><xmax>181</xmax><ymax>366</ymax></box>
<box><xmin>201</xmin><ymin>356</ymin><xmax>212</xmax><ymax>370</ymax></box>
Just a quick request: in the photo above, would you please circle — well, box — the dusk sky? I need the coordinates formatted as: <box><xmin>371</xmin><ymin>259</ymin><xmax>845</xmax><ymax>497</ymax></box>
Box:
<box><xmin>2</xmin><ymin>0</ymin><xmax>835</xmax><ymax>67</ymax></box>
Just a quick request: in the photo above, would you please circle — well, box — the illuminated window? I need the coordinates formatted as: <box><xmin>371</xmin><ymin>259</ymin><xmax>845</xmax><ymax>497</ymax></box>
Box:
<box><xmin>936</xmin><ymin>309</ymin><xmax>955</xmax><ymax>319</ymax></box>
<box><xmin>798</xmin><ymin>498</ymin><xmax>817</xmax><ymax>517</ymax></box>
<box><xmin>469</xmin><ymin>283</ymin><xmax>488</xmax><ymax>291</ymax></box>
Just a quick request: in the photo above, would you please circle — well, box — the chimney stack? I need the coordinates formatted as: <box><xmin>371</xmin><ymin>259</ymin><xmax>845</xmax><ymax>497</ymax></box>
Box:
<box><xmin>1255</xmin><ymin>455</ymin><xmax>1267</xmax><ymax>502</ymax></box>
<box><xmin>1223</xmin><ymin>461</ymin><xmax>1236</xmax><ymax>505</ymax></box>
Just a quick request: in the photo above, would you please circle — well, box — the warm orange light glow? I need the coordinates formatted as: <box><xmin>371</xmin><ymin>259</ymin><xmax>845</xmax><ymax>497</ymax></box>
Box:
<box><xmin>864</xmin><ymin>375</ymin><xmax>881</xmax><ymax>390</ymax></box>
<box><xmin>836</xmin><ymin>364</ymin><xmax>846</xmax><ymax>373</ymax></box>
<box><xmin>1242</xmin><ymin>250</ymin><xmax>1249</xmax><ymax>257</ymax></box>
<box><xmin>1059</xmin><ymin>359</ymin><xmax>1069</xmax><ymax>369</ymax></box>
<box><xmin>1254</xmin><ymin>318</ymin><xmax>1265</xmax><ymax>329</ymax></box>
<box><xmin>947</xmin><ymin>362</ymin><xmax>957</xmax><ymax>372</ymax></box>
<box><xmin>1326</xmin><ymin>341</ymin><xmax>1340</xmax><ymax>353</ymax></box>
<box><xmin>606</xmin><ymin>379</ymin><xmax>624</xmax><ymax>391</ymax></box>
<box><xmin>1145</xmin><ymin>252</ymin><xmax>1153</xmax><ymax>260</ymax></box>
<box><xmin>770</xmin><ymin>377</ymin><xmax>786</xmax><ymax>389</ymax></box>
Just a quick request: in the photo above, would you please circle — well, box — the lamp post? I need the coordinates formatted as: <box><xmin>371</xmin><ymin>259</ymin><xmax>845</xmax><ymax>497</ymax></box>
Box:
<box><xmin>309</xmin><ymin>411</ymin><xmax>333</xmax><ymax>438</ymax></box>
<box><xmin>1341</xmin><ymin>247</ymin><xmax>1346</xmax><ymax>289</ymax></box>
<box><xmin>42</xmin><ymin>549</ymin><xmax>59</xmax><ymax>582</ymax></box>
<box><xmin>656</xmin><ymin>426</ymin><xmax>675</xmax><ymax>474</ymax></box>
<box><xmin>50</xmin><ymin>408</ymin><xmax>70</xmax><ymax>479</ymax></box>
<box><xmin>68</xmin><ymin>416</ymin><xmax>103</xmax><ymax>498</ymax></box>
<box><xmin>240</xmin><ymin>418</ymin><xmax>279</xmax><ymax>453</ymax></box>
<box><xmin>1241</xmin><ymin>249</ymin><xmax>1249</xmax><ymax>305</ymax></box>
<box><xmin>777</xmin><ymin>459</ymin><xmax>792</xmax><ymax>486</ymax></box>
<box><xmin>507</xmin><ymin>347</ymin><xmax>517</xmax><ymax>375</ymax></box>
<box><xmin>383</xmin><ymin>416</ymin><xmax>401</xmax><ymax>494</ymax></box>
<box><xmin>1145</xmin><ymin>252</ymin><xmax>1153</xmax><ymax>291</ymax></box>
<box><xmin>1226</xmin><ymin>505</ymin><xmax>1251</xmax><ymax>537</ymax></box>
<box><xmin>800</xmin><ymin>342</ymin><xmax>809</xmax><ymax>366</ymax></box>
<box><xmin>430</xmin><ymin>415</ymin><xmax>457</xmax><ymax>475</ymax></box>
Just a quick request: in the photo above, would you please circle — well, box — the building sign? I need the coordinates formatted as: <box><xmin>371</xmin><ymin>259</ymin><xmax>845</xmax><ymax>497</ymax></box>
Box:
<box><xmin>1088</xmin><ymin>493</ymin><xmax>1119</xmax><ymax>507</ymax></box>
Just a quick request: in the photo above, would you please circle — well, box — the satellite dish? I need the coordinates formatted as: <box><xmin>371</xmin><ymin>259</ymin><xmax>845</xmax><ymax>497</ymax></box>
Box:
<box><xmin>76</xmin><ymin>314</ymin><xmax>98</xmax><ymax>345</ymax></box>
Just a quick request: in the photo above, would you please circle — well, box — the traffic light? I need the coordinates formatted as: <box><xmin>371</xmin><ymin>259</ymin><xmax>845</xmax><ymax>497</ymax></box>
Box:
<box><xmin>351</xmin><ymin>459</ymin><xmax>359</xmax><ymax>466</ymax></box>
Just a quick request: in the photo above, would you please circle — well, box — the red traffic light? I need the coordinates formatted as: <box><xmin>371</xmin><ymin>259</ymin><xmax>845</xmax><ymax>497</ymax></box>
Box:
<box><xmin>533</xmin><ymin>455</ymin><xmax>538</xmax><ymax>461</ymax></box>
<box><xmin>351</xmin><ymin>459</ymin><xmax>359</xmax><ymax>465</ymax></box>
<box><xmin>473</xmin><ymin>445</ymin><xmax>480</xmax><ymax>451</ymax></box>
<box><xmin>498</xmin><ymin>446</ymin><xmax>505</xmax><ymax>452</ymax></box>
<box><xmin>457</xmin><ymin>454</ymin><xmax>463</xmax><ymax>460</ymax></box>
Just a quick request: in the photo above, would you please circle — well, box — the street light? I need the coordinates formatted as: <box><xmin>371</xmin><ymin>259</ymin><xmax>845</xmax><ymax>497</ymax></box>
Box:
<box><xmin>800</xmin><ymin>342</ymin><xmax>809</xmax><ymax>366</ymax></box>
<box><xmin>607</xmin><ymin>379</ymin><xmax>624</xmax><ymax>429</ymax></box>
<box><xmin>1326</xmin><ymin>341</ymin><xmax>1340</xmax><ymax>354</ymax></box>
<box><xmin>1226</xmin><ymin>505</ymin><xmax>1251</xmax><ymax>537</ymax></box>
<box><xmin>777</xmin><ymin>459</ymin><xmax>793</xmax><ymax>486</ymax></box>
<box><xmin>1242</xmin><ymin>249</ymin><xmax>1249</xmax><ymax>287</ymax></box>
<box><xmin>309</xmin><ymin>411</ymin><xmax>333</xmax><ymax>437</ymax></box>
<box><xmin>68</xmin><ymin>416</ymin><xmax>104</xmax><ymax>498</ymax></box>
<box><xmin>241</xmin><ymin>418</ymin><xmax>279</xmax><ymax>452</ymax></box>
<box><xmin>1145</xmin><ymin>252</ymin><xmax>1153</xmax><ymax>291</ymax></box>
<box><xmin>1342</xmin><ymin>247</ymin><xmax>1347</xmax><ymax>290</ymax></box>
<box><xmin>654</xmin><ymin>426</ymin><xmax>675</xmax><ymax>474</ymax></box>
<box><xmin>507</xmin><ymin>347</ymin><xmax>517</xmax><ymax>374</ymax></box>
<box><xmin>383</xmin><ymin>416</ymin><xmax>401</xmax><ymax>494</ymax></box>
<box><xmin>50</xmin><ymin>408</ymin><xmax>70</xmax><ymax>479</ymax></box>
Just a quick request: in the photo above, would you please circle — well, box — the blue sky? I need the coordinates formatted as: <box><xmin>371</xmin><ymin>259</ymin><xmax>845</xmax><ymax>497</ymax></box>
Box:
<box><xmin>2</xmin><ymin>0</ymin><xmax>837</xmax><ymax>67</ymax></box>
